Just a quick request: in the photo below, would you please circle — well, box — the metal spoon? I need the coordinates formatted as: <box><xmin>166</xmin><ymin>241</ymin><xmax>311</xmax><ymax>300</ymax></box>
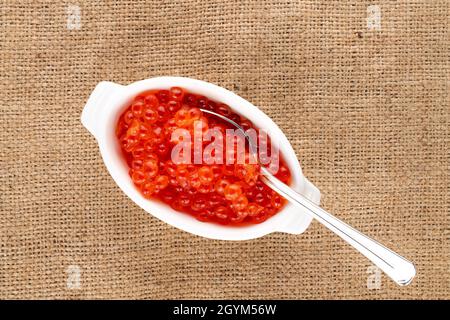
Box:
<box><xmin>200</xmin><ymin>108</ymin><xmax>416</xmax><ymax>286</ymax></box>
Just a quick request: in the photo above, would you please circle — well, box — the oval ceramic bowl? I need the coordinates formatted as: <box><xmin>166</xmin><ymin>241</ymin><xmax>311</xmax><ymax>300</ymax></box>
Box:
<box><xmin>81</xmin><ymin>76</ymin><xmax>320</xmax><ymax>240</ymax></box>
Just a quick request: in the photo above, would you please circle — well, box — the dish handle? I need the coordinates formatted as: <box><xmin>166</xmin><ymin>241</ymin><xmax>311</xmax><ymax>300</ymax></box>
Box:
<box><xmin>276</xmin><ymin>177</ymin><xmax>321</xmax><ymax>234</ymax></box>
<box><xmin>81</xmin><ymin>81</ymin><xmax>124</xmax><ymax>138</ymax></box>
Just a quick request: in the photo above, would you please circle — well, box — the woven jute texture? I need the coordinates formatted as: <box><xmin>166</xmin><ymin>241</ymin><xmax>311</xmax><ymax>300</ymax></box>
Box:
<box><xmin>1</xmin><ymin>0</ymin><xmax>448</xmax><ymax>299</ymax></box>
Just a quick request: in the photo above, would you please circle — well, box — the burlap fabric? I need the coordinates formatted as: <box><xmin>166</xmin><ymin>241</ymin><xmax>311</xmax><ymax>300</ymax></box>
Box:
<box><xmin>0</xmin><ymin>0</ymin><xmax>448</xmax><ymax>299</ymax></box>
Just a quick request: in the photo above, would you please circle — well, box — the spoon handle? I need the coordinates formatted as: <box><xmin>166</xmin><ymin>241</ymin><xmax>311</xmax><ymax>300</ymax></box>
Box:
<box><xmin>261</xmin><ymin>169</ymin><xmax>416</xmax><ymax>286</ymax></box>
<box><xmin>199</xmin><ymin>107</ymin><xmax>415</xmax><ymax>285</ymax></box>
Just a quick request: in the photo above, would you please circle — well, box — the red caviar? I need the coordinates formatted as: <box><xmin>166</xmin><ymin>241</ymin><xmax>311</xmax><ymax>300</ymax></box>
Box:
<box><xmin>116</xmin><ymin>87</ymin><xmax>291</xmax><ymax>225</ymax></box>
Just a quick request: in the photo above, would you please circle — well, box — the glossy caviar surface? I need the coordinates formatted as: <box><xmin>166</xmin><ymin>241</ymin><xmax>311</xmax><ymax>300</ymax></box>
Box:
<box><xmin>116</xmin><ymin>87</ymin><xmax>292</xmax><ymax>225</ymax></box>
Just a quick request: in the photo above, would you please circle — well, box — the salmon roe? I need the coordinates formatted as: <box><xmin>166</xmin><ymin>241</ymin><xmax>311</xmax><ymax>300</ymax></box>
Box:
<box><xmin>116</xmin><ymin>87</ymin><xmax>292</xmax><ymax>225</ymax></box>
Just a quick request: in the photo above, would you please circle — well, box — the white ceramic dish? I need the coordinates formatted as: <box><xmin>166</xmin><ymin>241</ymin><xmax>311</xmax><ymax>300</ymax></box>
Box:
<box><xmin>81</xmin><ymin>76</ymin><xmax>320</xmax><ymax>240</ymax></box>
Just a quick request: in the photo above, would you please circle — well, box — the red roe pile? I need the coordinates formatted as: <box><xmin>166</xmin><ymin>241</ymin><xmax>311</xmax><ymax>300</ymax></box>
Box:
<box><xmin>116</xmin><ymin>87</ymin><xmax>292</xmax><ymax>225</ymax></box>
